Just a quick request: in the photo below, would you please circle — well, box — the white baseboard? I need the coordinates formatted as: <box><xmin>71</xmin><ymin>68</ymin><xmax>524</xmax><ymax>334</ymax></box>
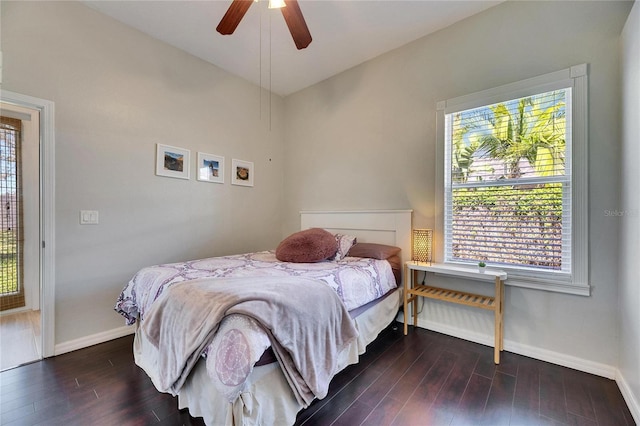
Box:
<box><xmin>616</xmin><ymin>369</ymin><xmax>640</xmax><ymax>424</ymax></box>
<box><xmin>54</xmin><ymin>325</ymin><xmax>135</xmax><ymax>356</ymax></box>
<box><xmin>413</xmin><ymin>319</ymin><xmax>618</xmax><ymax>379</ymax></box>
<box><xmin>0</xmin><ymin>306</ymin><xmax>35</xmax><ymax>317</ymax></box>
<box><xmin>504</xmin><ymin>339</ymin><xmax>617</xmax><ymax>379</ymax></box>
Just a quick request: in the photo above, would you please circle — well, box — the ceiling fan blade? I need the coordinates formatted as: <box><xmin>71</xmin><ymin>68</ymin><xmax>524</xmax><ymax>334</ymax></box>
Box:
<box><xmin>281</xmin><ymin>0</ymin><xmax>312</xmax><ymax>50</ymax></box>
<box><xmin>217</xmin><ymin>0</ymin><xmax>253</xmax><ymax>35</ymax></box>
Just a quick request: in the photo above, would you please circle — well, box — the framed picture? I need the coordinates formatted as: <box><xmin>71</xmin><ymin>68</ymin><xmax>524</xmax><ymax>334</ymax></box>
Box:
<box><xmin>231</xmin><ymin>159</ymin><xmax>254</xmax><ymax>187</ymax></box>
<box><xmin>197</xmin><ymin>152</ymin><xmax>225</xmax><ymax>184</ymax></box>
<box><xmin>156</xmin><ymin>144</ymin><xmax>190</xmax><ymax>180</ymax></box>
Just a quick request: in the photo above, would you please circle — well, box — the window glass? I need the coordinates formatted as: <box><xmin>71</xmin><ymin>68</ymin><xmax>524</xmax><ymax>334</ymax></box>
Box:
<box><xmin>445</xmin><ymin>89</ymin><xmax>571</xmax><ymax>272</ymax></box>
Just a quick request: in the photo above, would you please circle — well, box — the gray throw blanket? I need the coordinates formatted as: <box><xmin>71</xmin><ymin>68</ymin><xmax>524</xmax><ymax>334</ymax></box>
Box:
<box><xmin>133</xmin><ymin>276</ymin><xmax>358</xmax><ymax>406</ymax></box>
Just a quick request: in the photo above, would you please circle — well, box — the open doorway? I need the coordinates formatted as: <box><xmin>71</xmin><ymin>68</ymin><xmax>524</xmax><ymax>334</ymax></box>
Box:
<box><xmin>0</xmin><ymin>92</ymin><xmax>54</xmax><ymax>370</ymax></box>
<box><xmin>0</xmin><ymin>103</ymin><xmax>41</xmax><ymax>370</ymax></box>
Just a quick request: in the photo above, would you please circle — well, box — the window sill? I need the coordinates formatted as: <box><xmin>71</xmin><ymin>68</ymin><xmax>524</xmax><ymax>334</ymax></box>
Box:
<box><xmin>443</xmin><ymin>262</ymin><xmax>590</xmax><ymax>296</ymax></box>
<box><xmin>506</xmin><ymin>276</ymin><xmax>590</xmax><ymax>296</ymax></box>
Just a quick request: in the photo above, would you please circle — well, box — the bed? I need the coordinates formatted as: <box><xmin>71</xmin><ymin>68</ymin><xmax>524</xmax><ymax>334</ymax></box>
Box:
<box><xmin>115</xmin><ymin>210</ymin><xmax>412</xmax><ymax>425</ymax></box>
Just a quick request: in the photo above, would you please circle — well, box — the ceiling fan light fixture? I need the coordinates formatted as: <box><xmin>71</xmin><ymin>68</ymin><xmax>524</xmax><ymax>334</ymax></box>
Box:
<box><xmin>217</xmin><ymin>0</ymin><xmax>310</xmax><ymax>50</ymax></box>
<box><xmin>268</xmin><ymin>0</ymin><xmax>286</xmax><ymax>9</ymax></box>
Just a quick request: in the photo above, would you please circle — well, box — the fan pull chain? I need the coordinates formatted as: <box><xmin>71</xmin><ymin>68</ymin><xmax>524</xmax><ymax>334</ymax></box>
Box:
<box><xmin>269</xmin><ymin>9</ymin><xmax>272</xmax><ymax>131</ymax></box>
<box><xmin>259</xmin><ymin>0</ymin><xmax>263</xmax><ymax>122</ymax></box>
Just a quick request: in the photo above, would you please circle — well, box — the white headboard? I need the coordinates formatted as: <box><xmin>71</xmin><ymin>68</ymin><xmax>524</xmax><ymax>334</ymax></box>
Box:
<box><xmin>300</xmin><ymin>209</ymin><xmax>413</xmax><ymax>268</ymax></box>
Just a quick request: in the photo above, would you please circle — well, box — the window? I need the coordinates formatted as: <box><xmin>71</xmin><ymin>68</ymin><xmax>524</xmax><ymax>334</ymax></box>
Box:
<box><xmin>0</xmin><ymin>116</ymin><xmax>25</xmax><ymax>310</ymax></box>
<box><xmin>436</xmin><ymin>65</ymin><xmax>589</xmax><ymax>295</ymax></box>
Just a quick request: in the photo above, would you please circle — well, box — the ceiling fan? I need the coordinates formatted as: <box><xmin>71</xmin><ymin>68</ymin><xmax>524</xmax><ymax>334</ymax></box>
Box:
<box><xmin>216</xmin><ymin>0</ymin><xmax>312</xmax><ymax>50</ymax></box>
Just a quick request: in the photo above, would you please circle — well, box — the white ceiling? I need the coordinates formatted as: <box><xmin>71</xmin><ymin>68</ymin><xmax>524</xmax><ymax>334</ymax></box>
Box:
<box><xmin>84</xmin><ymin>0</ymin><xmax>502</xmax><ymax>97</ymax></box>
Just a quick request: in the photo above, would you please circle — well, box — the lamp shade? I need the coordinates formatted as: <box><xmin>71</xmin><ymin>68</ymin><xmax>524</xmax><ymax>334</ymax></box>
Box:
<box><xmin>412</xmin><ymin>229</ymin><xmax>433</xmax><ymax>263</ymax></box>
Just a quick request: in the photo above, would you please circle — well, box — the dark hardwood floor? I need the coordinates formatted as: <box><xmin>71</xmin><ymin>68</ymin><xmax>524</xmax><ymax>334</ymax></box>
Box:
<box><xmin>0</xmin><ymin>323</ymin><xmax>634</xmax><ymax>426</ymax></box>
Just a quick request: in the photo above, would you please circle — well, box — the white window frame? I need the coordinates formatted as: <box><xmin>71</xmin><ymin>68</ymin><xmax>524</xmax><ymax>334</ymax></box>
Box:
<box><xmin>435</xmin><ymin>64</ymin><xmax>589</xmax><ymax>296</ymax></box>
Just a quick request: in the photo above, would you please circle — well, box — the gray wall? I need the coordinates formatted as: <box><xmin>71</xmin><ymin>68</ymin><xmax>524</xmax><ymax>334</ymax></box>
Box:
<box><xmin>1</xmin><ymin>1</ymin><xmax>286</xmax><ymax>344</ymax></box>
<box><xmin>283</xmin><ymin>1</ymin><xmax>632</xmax><ymax>370</ymax></box>
<box><xmin>620</xmin><ymin>0</ymin><xmax>640</xmax><ymax>416</ymax></box>
<box><xmin>1</xmin><ymin>1</ymin><xmax>636</xmax><ymax>412</ymax></box>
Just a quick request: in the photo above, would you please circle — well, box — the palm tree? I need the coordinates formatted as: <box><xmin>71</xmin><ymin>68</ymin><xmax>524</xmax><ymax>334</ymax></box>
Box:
<box><xmin>472</xmin><ymin>91</ymin><xmax>566</xmax><ymax>179</ymax></box>
<box><xmin>451</xmin><ymin>113</ymin><xmax>479</xmax><ymax>183</ymax></box>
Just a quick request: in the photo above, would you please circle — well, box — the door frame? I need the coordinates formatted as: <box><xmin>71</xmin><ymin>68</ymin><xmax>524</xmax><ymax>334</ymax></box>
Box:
<box><xmin>1</xmin><ymin>90</ymin><xmax>55</xmax><ymax>358</ymax></box>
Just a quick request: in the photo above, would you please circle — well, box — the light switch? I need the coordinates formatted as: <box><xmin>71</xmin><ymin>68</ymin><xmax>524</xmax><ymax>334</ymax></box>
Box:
<box><xmin>80</xmin><ymin>210</ymin><xmax>99</xmax><ymax>225</ymax></box>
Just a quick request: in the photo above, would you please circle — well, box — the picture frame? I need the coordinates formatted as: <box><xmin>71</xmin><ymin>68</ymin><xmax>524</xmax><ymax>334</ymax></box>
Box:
<box><xmin>231</xmin><ymin>159</ymin><xmax>254</xmax><ymax>187</ymax></box>
<box><xmin>156</xmin><ymin>144</ymin><xmax>190</xmax><ymax>180</ymax></box>
<box><xmin>197</xmin><ymin>152</ymin><xmax>225</xmax><ymax>184</ymax></box>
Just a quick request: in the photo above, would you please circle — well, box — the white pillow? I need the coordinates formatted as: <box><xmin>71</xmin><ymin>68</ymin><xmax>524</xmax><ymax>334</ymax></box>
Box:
<box><xmin>331</xmin><ymin>233</ymin><xmax>357</xmax><ymax>261</ymax></box>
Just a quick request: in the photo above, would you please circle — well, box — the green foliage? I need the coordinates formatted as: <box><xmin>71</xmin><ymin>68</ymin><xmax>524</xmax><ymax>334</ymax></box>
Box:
<box><xmin>0</xmin><ymin>230</ymin><xmax>18</xmax><ymax>294</ymax></box>
<box><xmin>453</xmin><ymin>185</ymin><xmax>562</xmax><ymax>218</ymax></box>
<box><xmin>452</xmin><ymin>113</ymin><xmax>480</xmax><ymax>183</ymax></box>
<box><xmin>451</xmin><ymin>184</ymin><xmax>563</xmax><ymax>269</ymax></box>
<box><xmin>0</xmin><ymin>230</ymin><xmax>17</xmax><ymax>254</ymax></box>
<box><xmin>452</xmin><ymin>90</ymin><xmax>566</xmax><ymax>182</ymax></box>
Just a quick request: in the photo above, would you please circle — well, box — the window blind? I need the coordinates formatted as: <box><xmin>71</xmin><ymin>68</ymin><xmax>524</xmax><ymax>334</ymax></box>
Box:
<box><xmin>444</xmin><ymin>89</ymin><xmax>571</xmax><ymax>272</ymax></box>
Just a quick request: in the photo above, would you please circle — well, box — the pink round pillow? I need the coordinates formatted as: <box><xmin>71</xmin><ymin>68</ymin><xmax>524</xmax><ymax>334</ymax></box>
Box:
<box><xmin>276</xmin><ymin>228</ymin><xmax>338</xmax><ymax>263</ymax></box>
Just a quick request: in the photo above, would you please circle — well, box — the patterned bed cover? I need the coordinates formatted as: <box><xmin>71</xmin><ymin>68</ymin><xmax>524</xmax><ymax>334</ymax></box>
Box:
<box><xmin>116</xmin><ymin>250</ymin><xmax>397</xmax><ymax>325</ymax></box>
<box><xmin>115</xmin><ymin>250</ymin><xmax>397</xmax><ymax>407</ymax></box>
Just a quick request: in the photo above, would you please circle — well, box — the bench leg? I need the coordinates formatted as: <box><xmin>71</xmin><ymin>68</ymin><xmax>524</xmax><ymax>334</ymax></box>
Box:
<box><xmin>494</xmin><ymin>277</ymin><xmax>503</xmax><ymax>364</ymax></box>
<box><xmin>403</xmin><ymin>264</ymin><xmax>409</xmax><ymax>335</ymax></box>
